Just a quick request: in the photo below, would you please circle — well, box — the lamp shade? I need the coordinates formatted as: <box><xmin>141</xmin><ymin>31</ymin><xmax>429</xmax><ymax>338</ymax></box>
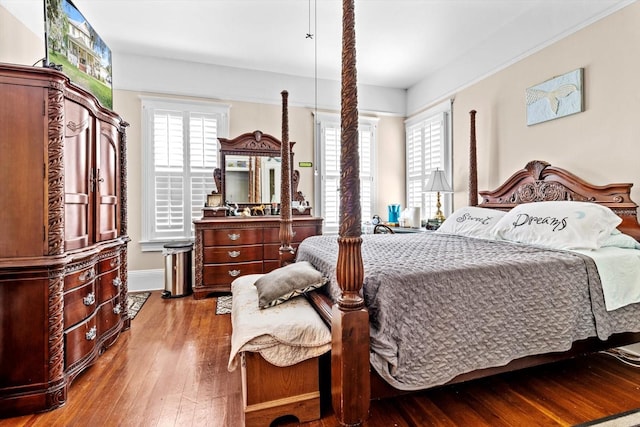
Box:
<box><xmin>424</xmin><ymin>169</ymin><xmax>453</xmax><ymax>193</ymax></box>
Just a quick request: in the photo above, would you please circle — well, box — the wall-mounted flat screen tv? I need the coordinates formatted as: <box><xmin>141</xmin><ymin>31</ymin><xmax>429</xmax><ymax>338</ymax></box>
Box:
<box><xmin>45</xmin><ymin>0</ymin><xmax>113</xmax><ymax>110</ymax></box>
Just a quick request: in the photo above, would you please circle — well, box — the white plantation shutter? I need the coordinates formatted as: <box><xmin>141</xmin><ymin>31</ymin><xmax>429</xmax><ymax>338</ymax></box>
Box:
<box><xmin>142</xmin><ymin>98</ymin><xmax>229</xmax><ymax>249</ymax></box>
<box><xmin>153</xmin><ymin>110</ymin><xmax>184</xmax><ymax>234</ymax></box>
<box><xmin>405</xmin><ymin>100</ymin><xmax>452</xmax><ymax>222</ymax></box>
<box><xmin>189</xmin><ymin>113</ymin><xmax>219</xmax><ymax>232</ymax></box>
<box><xmin>315</xmin><ymin>113</ymin><xmax>377</xmax><ymax>234</ymax></box>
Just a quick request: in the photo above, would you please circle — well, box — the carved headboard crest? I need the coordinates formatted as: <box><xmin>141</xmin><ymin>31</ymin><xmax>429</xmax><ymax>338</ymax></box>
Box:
<box><xmin>479</xmin><ymin>160</ymin><xmax>634</xmax><ymax>207</ymax></box>
<box><xmin>478</xmin><ymin>160</ymin><xmax>640</xmax><ymax>239</ymax></box>
<box><xmin>218</xmin><ymin>130</ymin><xmax>296</xmax><ymax>153</ymax></box>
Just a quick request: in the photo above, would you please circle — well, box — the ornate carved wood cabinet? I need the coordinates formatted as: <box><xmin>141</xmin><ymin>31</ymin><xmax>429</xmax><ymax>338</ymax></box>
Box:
<box><xmin>0</xmin><ymin>64</ymin><xmax>129</xmax><ymax>417</ymax></box>
<box><xmin>193</xmin><ymin>216</ymin><xmax>323</xmax><ymax>298</ymax></box>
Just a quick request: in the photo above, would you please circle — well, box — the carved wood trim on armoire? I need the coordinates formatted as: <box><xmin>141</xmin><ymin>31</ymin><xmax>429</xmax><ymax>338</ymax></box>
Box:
<box><xmin>0</xmin><ymin>63</ymin><xmax>129</xmax><ymax>417</ymax></box>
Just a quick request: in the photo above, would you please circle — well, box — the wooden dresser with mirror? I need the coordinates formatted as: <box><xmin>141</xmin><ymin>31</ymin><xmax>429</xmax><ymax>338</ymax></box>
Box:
<box><xmin>193</xmin><ymin>130</ymin><xmax>322</xmax><ymax>299</ymax></box>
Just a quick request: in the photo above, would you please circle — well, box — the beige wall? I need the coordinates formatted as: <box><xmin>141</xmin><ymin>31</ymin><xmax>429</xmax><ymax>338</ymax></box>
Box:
<box><xmin>0</xmin><ymin>6</ymin><xmax>42</xmax><ymax>65</ymax></box>
<box><xmin>115</xmin><ymin>90</ymin><xmax>404</xmax><ymax>271</ymax></box>
<box><xmin>449</xmin><ymin>2</ymin><xmax>640</xmax><ymax>210</ymax></box>
<box><xmin>8</xmin><ymin>1</ymin><xmax>638</xmax><ymax>274</ymax></box>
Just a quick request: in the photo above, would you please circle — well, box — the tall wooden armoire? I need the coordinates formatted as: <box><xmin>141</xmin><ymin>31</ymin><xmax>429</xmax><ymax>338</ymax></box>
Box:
<box><xmin>0</xmin><ymin>63</ymin><xmax>129</xmax><ymax>417</ymax></box>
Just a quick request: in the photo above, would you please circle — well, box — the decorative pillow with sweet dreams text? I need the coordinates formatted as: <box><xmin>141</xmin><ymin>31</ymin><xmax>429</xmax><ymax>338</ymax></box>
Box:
<box><xmin>435</xmin><ymin>206</ymin><xmax>507</xmax><ymax>239</ymax></box>
<box><xmin>254</xmin><ymin>261</ymin><xmax>328</xmax><ymax>308</ymax></box>
<box><xmin>491</xmin><ymin>201</ymin><xmax>622</xmax><ymax>250</ymax></box>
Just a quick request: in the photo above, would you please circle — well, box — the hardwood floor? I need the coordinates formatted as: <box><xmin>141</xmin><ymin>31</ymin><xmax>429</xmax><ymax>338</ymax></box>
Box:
<box><xmin>2</xmin><ymin>291</ymin><xmax>640</xmax><ymax>426</ymax></box>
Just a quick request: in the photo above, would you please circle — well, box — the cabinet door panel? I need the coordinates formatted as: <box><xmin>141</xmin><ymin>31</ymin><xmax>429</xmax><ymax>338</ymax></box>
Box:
<box><xmin>96</xmin><ymin>121</ymin><xmax>119</xmax><ymax>241</ymax></box>
<box><xmin>0</xmin><ymin>84</ymin><xmax>47</xmax><ymax>258</ymax></box>
<box><xmin>64</xmin><ymin>100</ymin><xmax>93</xmax><ymax>250</ymax></box>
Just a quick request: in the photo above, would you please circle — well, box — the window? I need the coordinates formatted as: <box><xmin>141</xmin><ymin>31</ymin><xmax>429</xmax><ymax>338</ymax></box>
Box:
<box><xmin>405</xmin><ymin>100</ymin><xmax>452</xmax><ymax>221</ymax></box>
<box><xmin>314</xmin><ymin>113</ymin><xmax>377</xmax><ymax>234</ymax></box>
<box><xmin>141</xmin><ymin>97</ymin><xmax>229</xmax><ymax>251</ymax></box>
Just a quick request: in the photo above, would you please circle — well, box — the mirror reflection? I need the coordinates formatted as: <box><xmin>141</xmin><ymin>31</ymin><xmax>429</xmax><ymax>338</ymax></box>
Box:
<box><xmin>225</xmin><ymin>155</ymin><xmax>282</xmax><ymax>204</ymax></box>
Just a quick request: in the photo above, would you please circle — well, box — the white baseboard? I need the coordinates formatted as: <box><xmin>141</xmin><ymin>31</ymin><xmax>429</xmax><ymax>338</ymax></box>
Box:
<box><xmin>127</xmin><ymin>269</ymin><xmax>164</xmax><ymax>293</ymax></box>
<box><xmin>127</xmin><ymin>268</ymin><xmax>196</xmax><ymax>293</ymax></box>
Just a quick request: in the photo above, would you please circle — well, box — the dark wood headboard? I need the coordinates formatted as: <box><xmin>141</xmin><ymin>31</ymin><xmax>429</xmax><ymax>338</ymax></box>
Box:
<box><xmin>478</xmin><ymin>160</ymin><xmax>640</xmax><ymax>241</ymax></box>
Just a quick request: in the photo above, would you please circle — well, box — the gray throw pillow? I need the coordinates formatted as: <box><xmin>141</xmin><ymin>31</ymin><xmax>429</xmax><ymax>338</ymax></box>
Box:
<box><xmin>254</xmin><ymin>261</ymin><xmax>328</xmax><ymax>309</ymax></box>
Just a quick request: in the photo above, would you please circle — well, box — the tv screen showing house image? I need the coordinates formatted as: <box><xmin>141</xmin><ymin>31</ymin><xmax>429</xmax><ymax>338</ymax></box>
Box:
<box><xmin>45</xmin><ymin>0</ymin><xmax>113</xmax><ymax>110</ymax></box>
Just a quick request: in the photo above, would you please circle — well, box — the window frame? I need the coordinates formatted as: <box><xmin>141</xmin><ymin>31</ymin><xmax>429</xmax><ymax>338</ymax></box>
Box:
<box><xmin>140</xmin><ymin>96</ymin><xmax>230</xmax><ymax>251</ymax></box>
<box><xmin>313</xmin><ymin>112</ymin><xmax>378</xmax><ymax>235</ymax></box>
<box><xmin>405</xmin><ymin>100</ymin><xmax>453</xmax><ymax>223</ymax></box>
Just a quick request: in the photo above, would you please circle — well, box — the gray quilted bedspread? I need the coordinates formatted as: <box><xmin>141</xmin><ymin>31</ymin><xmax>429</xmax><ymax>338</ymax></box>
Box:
<box><xmin>296</xmin><ymin>232</ymin><xmax>640</xmax><ymax>390</ymax></box>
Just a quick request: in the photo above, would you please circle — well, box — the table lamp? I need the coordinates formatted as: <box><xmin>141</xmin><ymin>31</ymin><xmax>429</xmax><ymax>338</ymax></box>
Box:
<box><xmin>424</xmin><ymin>168</ymin><xmax>452</xmax><ymax>222</ymax></box>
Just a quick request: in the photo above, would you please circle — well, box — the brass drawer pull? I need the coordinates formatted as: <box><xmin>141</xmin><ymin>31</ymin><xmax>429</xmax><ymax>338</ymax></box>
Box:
<box><xmin>228</xmin><ymin>233</ymin><xmax>240</xmax><ymax>241</ymax></box>
<box><xmin>79</xmin><ymin>268</ymin><xmax>95</xmax><ymax>282</ymax></box>
<box><xmin>85</xmin><ymin>326</ymin><xmax>97</xmax><ymax>341</ymax></box>
<box><xmin>228</xmin><ymin>269</ymin><xmax>241</xmax><ymax>277</ymax></box>
<box><xmin>83</xmin><ymin>292</ymin><xmax>96</xmax><ymax>306</ymax></box>
<box><xmin>110</xmin><ymin>258</ymin><xmax>118</xmax><ymax>268</ymax></box>
<box><xmin>112</xmin><ymin>277</ymin><xmax>122</xmax><ymax>288</ymax></box>
<box><xmin>113</xmin><ymin>303</ymin><xmax>122</xmax><ymax>315</ymax></box>
<box><xmin>228</xmin><ymin>250</ymin><xmax>240</xmax><ymax>258</ymax></box>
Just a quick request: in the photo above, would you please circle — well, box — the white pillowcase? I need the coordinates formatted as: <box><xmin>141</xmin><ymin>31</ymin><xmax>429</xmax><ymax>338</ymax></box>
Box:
<box><xmin>436</xmin><ymin>206</ymin><xmax>507</xmax><ymax>240</ymax></box>
<box><xmin>491</xmin><ymin>201</ymin><xmax>622</xmax><ymax>250</ymax></box>
<box><xmin>600</xmin><ymin>231</ymin><xmax>640</xmax><ymax>249</ymax></box>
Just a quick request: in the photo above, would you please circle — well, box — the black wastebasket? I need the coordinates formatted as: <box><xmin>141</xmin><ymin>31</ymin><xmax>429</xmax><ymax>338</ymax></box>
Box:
<box><xmin>162</xmin><ymin>242</ymin><xmax>193</xmax><ymax>298</ymax></box>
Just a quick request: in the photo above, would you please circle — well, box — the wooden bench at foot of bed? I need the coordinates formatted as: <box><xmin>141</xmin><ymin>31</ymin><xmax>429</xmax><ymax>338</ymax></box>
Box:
<box><xmin>228</xmin><ymin>274</ymin><xmax>332</xmax><ymax>426</ymax></box>
<box><xmin>241</xmin><ymin>352</ymin><xmax>322</xmax><ymax>426</ymax></box>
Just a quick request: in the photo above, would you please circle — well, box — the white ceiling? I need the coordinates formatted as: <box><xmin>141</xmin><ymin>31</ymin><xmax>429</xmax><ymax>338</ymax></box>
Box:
<box><xmin>3</xmin><ymin>0</ymin><xmax>635</xmax><ymax>90</ymax></box>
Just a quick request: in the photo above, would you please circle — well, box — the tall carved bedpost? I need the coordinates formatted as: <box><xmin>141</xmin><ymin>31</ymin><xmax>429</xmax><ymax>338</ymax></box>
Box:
<box><xmin>333</xmin><ymin>0</ymin><xmax>370</xmax><ymax>424</ymax></box>
<box><xmin>119</xmin><ymin>119</ymin><xmax>131</xmax><ymax>329</ymax></box>
<box><xmin>469</xmin><ymin>110</ymin><xmax>478</xmax><ymax>206</ymax></box>
<box><xmin>279</xmin><ymin>90</ymin><xmax>295</xmax><ymax>265</ymax></box>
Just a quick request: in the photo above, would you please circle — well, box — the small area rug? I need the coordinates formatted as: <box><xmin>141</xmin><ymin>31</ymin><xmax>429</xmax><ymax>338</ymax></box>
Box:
<box><xmin>216</xmin><ymin>295</ymin><xmax>232</xmax><ymax>315</ymax></box>
<box><xmin>577</xmin><ymin>408</ymin><xmax>640</xmax><ymax>427</ymax></box>
<box><xmin>127</xmin><ymin>292</ymin><xmax>151</xmax><ymax>320</ymax></box>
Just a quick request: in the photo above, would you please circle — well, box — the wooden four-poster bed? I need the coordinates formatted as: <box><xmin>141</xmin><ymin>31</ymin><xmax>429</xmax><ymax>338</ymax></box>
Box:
<box><xmin>273</xmin><ymin>1</ymin><xmax>640</xmax><ymax>426</ymax></box>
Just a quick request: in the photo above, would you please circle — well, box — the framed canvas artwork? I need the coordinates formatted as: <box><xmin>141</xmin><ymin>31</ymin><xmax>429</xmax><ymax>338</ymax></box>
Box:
<box><xmin>525</xmin><ymin>68</ymin><xmax>584</xmax><ymax>125</ymax></box>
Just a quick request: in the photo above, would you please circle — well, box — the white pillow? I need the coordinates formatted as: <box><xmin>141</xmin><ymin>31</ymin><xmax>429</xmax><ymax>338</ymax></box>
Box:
<box><xmin>600</xmin><ymin>231</ymin><xmax>640</xmax><ymax>249</ymax></box>
<box><xmin>491</xmin><ymin>201</ymin><xmax>622</xmax><ymax>250</ymax></box>
<box><xmin>436</xmin><ymin>206</ymin><xmax>507</xmax><ymax>239</ymax></box>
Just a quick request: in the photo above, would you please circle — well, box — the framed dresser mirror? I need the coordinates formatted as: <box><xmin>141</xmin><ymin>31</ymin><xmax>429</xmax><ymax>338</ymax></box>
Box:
<box><xmin>210</xmin><ymin>130</ymin><xmax>304</xmax><ymax>210</ymax></box>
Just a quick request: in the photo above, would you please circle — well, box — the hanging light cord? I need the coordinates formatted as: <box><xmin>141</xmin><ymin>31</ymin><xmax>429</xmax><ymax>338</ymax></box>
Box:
<box><xmin>306</xmin><ymin>0</ymin><xmax>314</xmax><ymax>39</ymax></box>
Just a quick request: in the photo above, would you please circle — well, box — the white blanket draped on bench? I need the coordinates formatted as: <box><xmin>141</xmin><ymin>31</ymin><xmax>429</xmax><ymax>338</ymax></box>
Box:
<box><xmin>228</xmin><ymin>274</ymin><xmax>331</xmax><ymax>371</ymax></box>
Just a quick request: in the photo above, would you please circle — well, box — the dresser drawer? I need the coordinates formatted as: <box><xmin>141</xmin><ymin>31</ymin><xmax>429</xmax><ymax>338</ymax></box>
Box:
<box><xmin>204</xmin><ymin>244</ymin><xmax>263</xmax><ymax>264</ymax></box>
<box><xmin>98</xmin><ymin>253</ymin><xmax>120</xmax><ymax>273</ymax></box>
<box><xmin>203</xmin><ymin>228</ymin><xmax>263</xmax><ymax>246</ymax></box>
<box><xmin>98</xmin><ymin>298</ymin><xmax>123</xmax><ymax>337</ymax></box>
<box><xmin>97</xmin><ymin>269</ymin><xmax>122</xmax><ymax>304</ymax></box>
<box><xmin>203</xmin><ymin>261</ymin><xmax>263</xmax><ymax>286</ymax></box>
<box><xmin>64</xmin><ymin>281</ymin><xmax>97</xmax><ymax>328</ymax></box>
<box><xmin>264</xmin><ymin>260</ymin><xmax>280</xmax><ymax>273</ymax></box>
<box><xmin>263</xmin><ymin>225</ymin><xmax>319</xmax><ymax>244</ymax></box>
<box><xmin>64</xmin><ymin>264</ymin><xmax>97</xmax><ymax>292</ymax></box>
<box><xmin>65</xmin><ymin>312</ymin><xmax>98</xmax><ymax>368</ymax></box>
<box><xmin>263</xmin><ymin>243</ymin><xmax>300</xmax><ymax>260</ymax></box>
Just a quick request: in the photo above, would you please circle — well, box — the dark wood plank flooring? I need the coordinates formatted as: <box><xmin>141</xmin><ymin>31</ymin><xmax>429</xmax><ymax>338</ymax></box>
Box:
<box><xmin>2</xmin><ymin>291</ymin><xmax>640</xmax><ymax>426</ymax></box>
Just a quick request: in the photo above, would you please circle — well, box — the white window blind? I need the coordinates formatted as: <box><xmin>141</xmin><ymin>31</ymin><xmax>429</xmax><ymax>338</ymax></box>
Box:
<box><xmin>315</xmin><ymin>113</ymin><xmax>377</xmax><ymax>234</ymax></box>
<box><xmin>405</xmin><ymin>101</ymin><xmax>452</xmax><ymax>221</ymax></box>
<box><xmin>142</xmin><ymin>98</ymin><xmax>229</xmax><ymax>250</ymax></box>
